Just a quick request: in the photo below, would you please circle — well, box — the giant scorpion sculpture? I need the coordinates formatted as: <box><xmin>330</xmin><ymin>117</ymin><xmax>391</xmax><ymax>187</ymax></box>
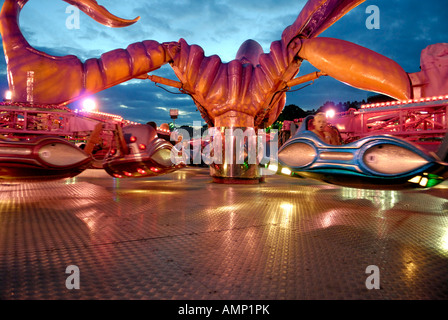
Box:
<box><xmin>1</xmin><ymin>0</ymin><xmax>446</xmax><ymax>186</ymax></box>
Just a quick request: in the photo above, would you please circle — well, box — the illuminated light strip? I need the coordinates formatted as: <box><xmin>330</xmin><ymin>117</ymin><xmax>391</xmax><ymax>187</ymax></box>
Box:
<box><xmin>79</xmin><ymin>109</ymin><xmax>145</xmax><ymax>125</ymax></box>
<box><xmin>157</xmin><ymin>128</ymin><xmax>171</xmax><ymax>133</ymax></box>
<box><xmin>124</xmin><ymin>120</ymin><xmax>142</xmax><ymax>125</ymax></box>
<box><xmin>360</xmin><ymin>94</ymin><xmax>448</xmax><ymax>109</ymax></box>
<box><xmin>80</xmin><ymin>109</ymin><xmax>123</xmax><ymax>121</ymax></box>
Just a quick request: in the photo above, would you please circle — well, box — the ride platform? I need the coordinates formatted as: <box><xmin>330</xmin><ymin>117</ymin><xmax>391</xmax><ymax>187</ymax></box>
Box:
<box><xmin>0</xmin><ymin>167</ymin><xmax>447</xmax><ymax>300</ymax></box>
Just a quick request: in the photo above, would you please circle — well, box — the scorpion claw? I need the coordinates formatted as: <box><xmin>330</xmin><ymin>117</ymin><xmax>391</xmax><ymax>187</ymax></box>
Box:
<box><xmin>299</xmin><ymin>37</ymin><xmax>412</xmax><ymax>100</ymax></box>
<box><xmin>64</xmin><ymin>0</ymin><xmax>140</xmax><ymax>27</ymax></box>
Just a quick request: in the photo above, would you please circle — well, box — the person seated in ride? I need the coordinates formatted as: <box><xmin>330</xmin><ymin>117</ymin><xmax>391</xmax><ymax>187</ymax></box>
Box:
<box><xmin>311</xmin><ymin>113</ymin><xmax>341</xmax><ymax>145</ymax></box>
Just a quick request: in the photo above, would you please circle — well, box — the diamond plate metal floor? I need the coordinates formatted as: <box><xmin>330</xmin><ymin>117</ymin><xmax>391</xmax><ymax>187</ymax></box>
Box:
<box><xmin>0</xmin><ymin>167</ymin><xmax>447</xmax><ymax>300</ymax></box>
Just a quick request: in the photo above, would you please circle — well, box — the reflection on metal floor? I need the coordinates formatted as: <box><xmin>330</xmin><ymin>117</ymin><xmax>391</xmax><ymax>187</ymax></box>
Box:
<box><xmin>0</xmin><ymin>167</ymin><xmax>447</xmax><ymax>300</ymax></box>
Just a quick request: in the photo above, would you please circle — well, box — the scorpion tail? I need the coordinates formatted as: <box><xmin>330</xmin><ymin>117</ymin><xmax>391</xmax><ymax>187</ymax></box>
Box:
<box><xmin>0</xmin><ymin>0</ymin><xmax>168</xmax><ymax>105</ymax></box>
<box><xmin>63</xmin><ymin>0</ymin><xmax>140</xmax><ymax>27</ymax></box>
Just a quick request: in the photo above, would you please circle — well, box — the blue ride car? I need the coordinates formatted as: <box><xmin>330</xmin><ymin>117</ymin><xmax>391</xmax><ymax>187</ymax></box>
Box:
<box><xmin>277</xmin><ymin>115</ymin><xmax>448</xmax><ymax>189</ymax></box>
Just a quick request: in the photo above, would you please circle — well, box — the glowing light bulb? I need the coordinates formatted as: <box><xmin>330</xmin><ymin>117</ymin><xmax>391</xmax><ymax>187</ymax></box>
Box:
<box><xmin>82</xmin><ymin>98</ymin><xmax>97</xmax><ymax>112</ymax></box>
<box><xmin>4</xmin><ymin>90</ymin><xmax>12</xmax><ymax>100</ymax></box>
<box><xmin>326</xmin><ymin>109</ymin><xmax>335</xmax><ymax>118</ymax></box>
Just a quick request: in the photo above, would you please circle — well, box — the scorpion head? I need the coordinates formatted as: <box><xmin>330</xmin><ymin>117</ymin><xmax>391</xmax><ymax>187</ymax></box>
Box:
<box><xmin>235</xmin><ymin>39</ymin><xmax>264</xmax><ymax>66</ymax></box>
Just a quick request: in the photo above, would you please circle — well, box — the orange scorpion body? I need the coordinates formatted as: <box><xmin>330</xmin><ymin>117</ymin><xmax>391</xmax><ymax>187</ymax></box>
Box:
<box><xmin>1</xmin><ymin>0</ymin><xmax>412</xmax><ymax>130</ymax></box>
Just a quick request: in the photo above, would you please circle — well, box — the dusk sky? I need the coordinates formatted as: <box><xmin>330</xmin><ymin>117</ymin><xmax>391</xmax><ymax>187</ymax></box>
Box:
<box><xmin>0</xmin><ymin>0</ymin><xmax>447</xmax><ymax>127</ymax></box>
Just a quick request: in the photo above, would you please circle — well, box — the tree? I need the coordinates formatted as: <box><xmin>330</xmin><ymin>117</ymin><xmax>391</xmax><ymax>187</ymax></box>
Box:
<box><xmin>276</xmin><ymin>104</ymin><xmax>309</xmax><ymax>121</ymax></box>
